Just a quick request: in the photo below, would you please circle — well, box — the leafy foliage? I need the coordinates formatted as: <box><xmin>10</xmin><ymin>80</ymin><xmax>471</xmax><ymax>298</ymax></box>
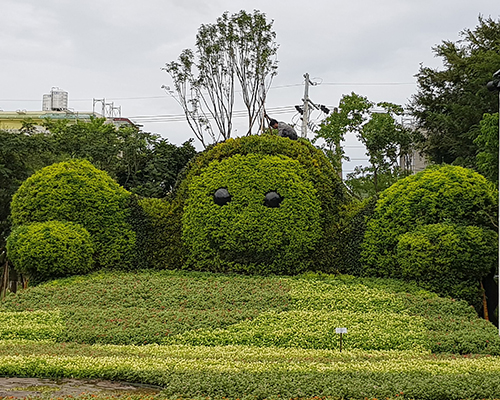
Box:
<box><xmin>1</xmin><ymin>270</ymin><xmax>499</xmax><ymax>355</ymax></box>
<box><xmin>0</xmin><ymin>270</ymin><xmax>291</xmax><ymax>345</ymax></box>
<box><xmin>2</xmin><ymin>339</ymin><xmax>500</xmax><ymax>400</ymax></box>
<box><xmin>335</xmin><ymin>196</ymin><xmax>377</xmax><ymax>276</ymax></box>
<box><xmin>121</xmin><ymin>138</ymin><xmax>197</xmax><ymax>198</ymax></box>
<box><xmin>361</xmin><ymin>165</ymin><xmax>498</xmax><ymax>308</ymax></box>
<box><xmin>0</xmin><ymin>310</ymin><xmax>63</xmax><ymax>340</ymax></box>
<box><xmin>2</xmin><ymin>270</ymin><xmax>500</xmax><ymax>398</ymax></box>
<box><xmin>410</xmin><ymin>16</ymin><xmax>500</xmax><ymax>166</ymax></box>
<box><xmin>474</xmin><ymin>112</ymin><xmax>499</xmax><ymax>184</ymax></box>
<box><xmin>163</xmin><ymin>10</ymin><xmax>278</xmax><ymax>146</ymax></box>
<box><xmin>44</xmin><ymin>118</ymin><xmax>197</xmax><ymax>198</ymax></box>
<box><xmin>0</xmin><ymin>130</ymin><xmax>60</xmax><ymax>247</ymax></box>
<box><xmin>10</xmin><ymin>159</ymin><xmax>136</xmax><ymax>270</ymax></box>
<box><xmin>314</xmin><ymin>93</ymin><xmax>414</xmax><ymax>197</ymax></box>
<box><xmin>6</xmin><ymin>221</ymin><xmax>94</xmax><ymax>281</ymax></box>
<box><xmin>397</xmin><ymin>223</ymin><xmax>498</xmax><ymax>308</ymax></box>
<box><xmin>129</xmin><ymin>197</ymin><xmax>185</xmax><ymax>270</ymax></box>
<box><xmin>0</xmin><ymin>124</ymin><xmax>196</xmax><ymax>251</ymax></box>
<box><xmin>182</xmin><ymin>153</ymin><xmax>322</xmax><ymax>274</ymax></box>
<box><xmin>173</xmin><ymin>135</ymin><xmax>350</xmax><ymax>273</ymax></box>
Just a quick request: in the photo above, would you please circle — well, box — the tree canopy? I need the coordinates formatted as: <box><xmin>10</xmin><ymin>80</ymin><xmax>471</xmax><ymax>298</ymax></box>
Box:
<box><xmin>0</xmin><ymin>121</ymin><xmax>196</xmax><ymax>249</ymax></box>
<box><xmin>409</xmin><ymin>15</ymin><xmax>500</xmax><ymax>167</ymax></box>
<box><xmin>314</xmin><ymin>93</ymin><xmax>414</xmax><ymax>197</ymax></box>
<box><xmin>163</xmin><ymin>10</ymin><xmax>278</xmax><ymax>147</ymax></box>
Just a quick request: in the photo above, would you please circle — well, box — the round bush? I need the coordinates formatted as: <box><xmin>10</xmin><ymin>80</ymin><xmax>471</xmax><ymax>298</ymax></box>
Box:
<box><xmin>182</xmin><ymin>153</ymin><xmax>322</xmax><ymax>274</ymax></box>
<box><xmin>172</xmin><ymin>135</ymin><xmax>351</xmax><ymax>274</ymax></box>
<box><xmin>362</xmin><ymin>165</ymin><xmax>498</xmax><ymax>277</ymax></box>
<box><xmin>10</xmin><ymin>159</ymin><xmax>136</xmax><ymax>269</ymax></box>
<box><xmin>6</xmin><ymin>221</ymin><xmax>94</xmax><ymax>281</ymax></box>
<box><xmin>396</xmin><ymin>223</ymin><xmax>498</xmax><ymax>307</ymax></box>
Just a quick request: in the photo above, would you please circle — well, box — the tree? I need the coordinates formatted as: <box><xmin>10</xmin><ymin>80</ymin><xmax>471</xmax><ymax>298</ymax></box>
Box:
<box><xmin>117</xmin><ymin>137</ymin><xmax>197</xmax><ymax>198</ymax></box>
<box><xmin>163</xmin><ymin>10</ymin><xmax>278</xmax><ymax>147</ymax></box>
<box><xmin>43</xmin><ymin>117</ymin><xmax>120</xmax><ymax>173</ymax></box>
<box><xmin>350</xmin><ymin>102</ymin><xmax>413</xmax><ymax>195</ymax></box>
<box><xmin>0</xmin><ymin>130</ymin><xmax>58</xmax><ymax>249</ymax></box>
<box><xmin>314</xmin><ymin>93</ymin><xmax>372</xmax><ymax>176</ymax></box>
<box><xmin>43</xmin><ymin>118</ymin><xmax>197</xmax><ymax>198</ymax></box>
<box><xmin>474</xmin><ymin>112</ymin><xmax>499</xmax><ymax>184</ymax></box>
<box><xmin>314</xmin><ymin>93</ymin><xmax>413</xmax><ymax>197</ymax></box>
<box><xmin>409</xmin><ymin>16</ymin><xmax>500</xmax><ymax>167</ymax></box>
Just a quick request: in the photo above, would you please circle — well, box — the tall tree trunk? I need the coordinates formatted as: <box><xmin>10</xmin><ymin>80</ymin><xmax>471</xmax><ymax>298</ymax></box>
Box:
<box><xmin>481</xmin><ymin>280</ymin><xmax>489</xmax><ymax>321</ymax></box>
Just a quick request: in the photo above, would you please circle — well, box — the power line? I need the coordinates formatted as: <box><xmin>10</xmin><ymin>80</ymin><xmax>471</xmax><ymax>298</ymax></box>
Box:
<box><xmin>0</xmin><ymin>80</ymin><xmax>416</xmax><ymax>103</ymax></box>
<box><xmin>321</xmin><ymin>82</ymin><xmax>415</xmax><ymax>86</ymax></box>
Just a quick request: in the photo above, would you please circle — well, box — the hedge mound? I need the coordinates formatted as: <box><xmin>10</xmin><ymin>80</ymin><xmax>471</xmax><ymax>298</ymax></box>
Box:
<box><xmin>182</xmin><ymin>153</ymin><xmax>322</xmax><ymax>274</ymax></box>
<box><xmin>6</xmin><ymin>221</ymin><xmax>94</xmax><ymax>281</ymax></box>
<box><xmin>361</xmin><ymin>165</ymin><xmax>498</xmax><ymax>307</ymax></box>
<box><xmin>168</xmin><ymin>135</ymin><xmax>352</xmax><ymax>273</ymax></box>
<box><xmin>10</xmin><ymin>159</ymin><xmax>136</xmax><ymax>270</ymax></box>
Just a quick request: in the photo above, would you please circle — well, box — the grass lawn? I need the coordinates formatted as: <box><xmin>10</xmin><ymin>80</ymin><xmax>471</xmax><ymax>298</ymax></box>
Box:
<box><xmin>1</xmin><ymin>270</ymin><xmax>500</xmax><ymax>399</ymax></box>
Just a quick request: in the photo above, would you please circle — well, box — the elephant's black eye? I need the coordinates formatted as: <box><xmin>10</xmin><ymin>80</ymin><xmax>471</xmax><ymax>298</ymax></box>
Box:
<box><xmin>264</xmin><ymin>191</ymin><xmax>283</xmax><ymax>208</ymax></box>
<box><xmin>214</xmin><ymin>188</ymin><xmax>231</xmax><ymax>206</ymax></box>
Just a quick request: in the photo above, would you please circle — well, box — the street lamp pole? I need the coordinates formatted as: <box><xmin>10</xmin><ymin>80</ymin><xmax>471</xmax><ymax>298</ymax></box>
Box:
<box><xmin>487</xmin><ymin>69</ymin><xmax>500</xmax><ymax>336</ymax></box>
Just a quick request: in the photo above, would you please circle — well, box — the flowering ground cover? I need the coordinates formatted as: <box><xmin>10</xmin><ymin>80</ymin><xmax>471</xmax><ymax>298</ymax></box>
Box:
<box><xmin>1</xmin><ymin>270</ymin><xmax>500</xmax><ymax>399</ymax></box>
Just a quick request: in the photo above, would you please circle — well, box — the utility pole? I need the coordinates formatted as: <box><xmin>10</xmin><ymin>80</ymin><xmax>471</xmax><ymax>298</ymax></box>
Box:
<box><xmin>301</xmin><ymin>73</ymin><xmax>318</xmax><ymax>138</ymax></box>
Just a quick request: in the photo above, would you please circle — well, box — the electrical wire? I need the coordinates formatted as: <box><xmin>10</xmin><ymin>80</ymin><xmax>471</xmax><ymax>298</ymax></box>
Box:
<box><xmin>0</xmin><ymin>80</ymin><xmax>415</xmax><ymax>103</ymax></box>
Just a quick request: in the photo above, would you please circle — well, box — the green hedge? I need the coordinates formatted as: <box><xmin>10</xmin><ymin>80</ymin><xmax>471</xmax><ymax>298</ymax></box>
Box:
<box><xmin>362</xmin><ymin>165</ymin><xmax>497</xmax><ymax>276</ymax></box>
<box><xmin>334</xmin><ymin>196</ymin><xmax>377</xmax><ymax>276</ymax></box>
<box><xmin>10</xmin><ymin>159</ymin><xmax>136</xmax><ymax>270</ymax></box>
<box><xmin>171</xmin><ymin>135</ymin><xmax>351</xmax><ymax>274</ymax></box>
<box><xmin>6</xmin><ymin>221</ymin><xmax>94</xmax><ymax>281</ymax></box>
<box><xmin>182</xmin><ymin>153</ymin><xmax>322</xmax><ymax>274</ymax></box>
<box><xmin>396</xmin><ymin>223</ymin><xmax>498</xmax><ymax>308</ymax></box>
<box><xmin>130</xmin><ymin>196</ymin><xmax>185</xmax><ymax>269</ymax></box>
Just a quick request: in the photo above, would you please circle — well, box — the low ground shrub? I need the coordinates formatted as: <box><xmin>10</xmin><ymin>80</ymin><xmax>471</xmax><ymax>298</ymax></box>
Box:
<box><xmin>0</xmin><ymin>342</ymin><xmax>500</xmax><ymax>399</ymax></box>
<box><xmin>0</xmin><ymin>310</ymin><xmax>63</xmax><ymax>340</ymax></box>
<box><xmin>1</xmin><ymin>270</ymin><xmax>499</xmax><ymax>354</ymax></box>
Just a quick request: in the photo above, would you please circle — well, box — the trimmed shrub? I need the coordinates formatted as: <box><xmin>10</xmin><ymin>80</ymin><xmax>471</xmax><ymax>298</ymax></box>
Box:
<box><xmin>172</xmin><ymin>135</ymin><xmax>351</xmax><ymax>274</ymax></box>
<box><xmin>396</xmin><ymin>223</ymin><xmax>498</xmax><ymax>308</ymax></box>
<box><xmin>10</xmin><ymin>159</ymin><xmax>136</xmax><ymax>269</ymax></box>
<box><xmin>362</xmin><ymin>165</ymin><xmax>498</xmax><ymax>277</ymax></box>
<box><xmin>182</xmin><ymin>153</ymin><xmax>322</xmax><ymax>274</ymax></box>
<box><xmin>6</xmin><ymin>221</ymin><xmax>93</xmax><ymax>281</ymax></box>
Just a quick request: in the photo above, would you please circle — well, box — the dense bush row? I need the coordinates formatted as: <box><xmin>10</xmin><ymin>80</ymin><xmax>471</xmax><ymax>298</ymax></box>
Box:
<box><xmin>5</xmin><ymin>136</ymin><xmax>498</xmax><ymax>315</ymax></box>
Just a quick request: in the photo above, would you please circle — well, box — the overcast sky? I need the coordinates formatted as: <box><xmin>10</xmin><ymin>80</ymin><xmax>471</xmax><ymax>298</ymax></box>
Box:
<box><xmin>1</xmin><ymin>0</ymin><xmax>497</xmax><ymax>173</ymax></box>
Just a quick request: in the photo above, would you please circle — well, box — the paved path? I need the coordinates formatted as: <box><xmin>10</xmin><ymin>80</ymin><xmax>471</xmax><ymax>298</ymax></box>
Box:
<box><xmin>0</xmin><ymin>377</ymin><xmax>161</xmax><ymax>398</ymax></box>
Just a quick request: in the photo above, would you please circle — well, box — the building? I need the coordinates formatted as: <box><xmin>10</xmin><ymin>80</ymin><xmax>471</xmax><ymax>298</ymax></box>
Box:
<box><xmin>0</xmin><ymin>88</ymin><xmax>138</xmax><ymax>132</ymax></box>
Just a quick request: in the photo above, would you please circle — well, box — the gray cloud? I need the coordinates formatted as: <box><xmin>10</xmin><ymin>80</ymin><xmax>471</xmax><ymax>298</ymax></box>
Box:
<box><xmin>0</xmin><ymin>0</ymin><xmax>497</xmax><ymax>158</ymax></box>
